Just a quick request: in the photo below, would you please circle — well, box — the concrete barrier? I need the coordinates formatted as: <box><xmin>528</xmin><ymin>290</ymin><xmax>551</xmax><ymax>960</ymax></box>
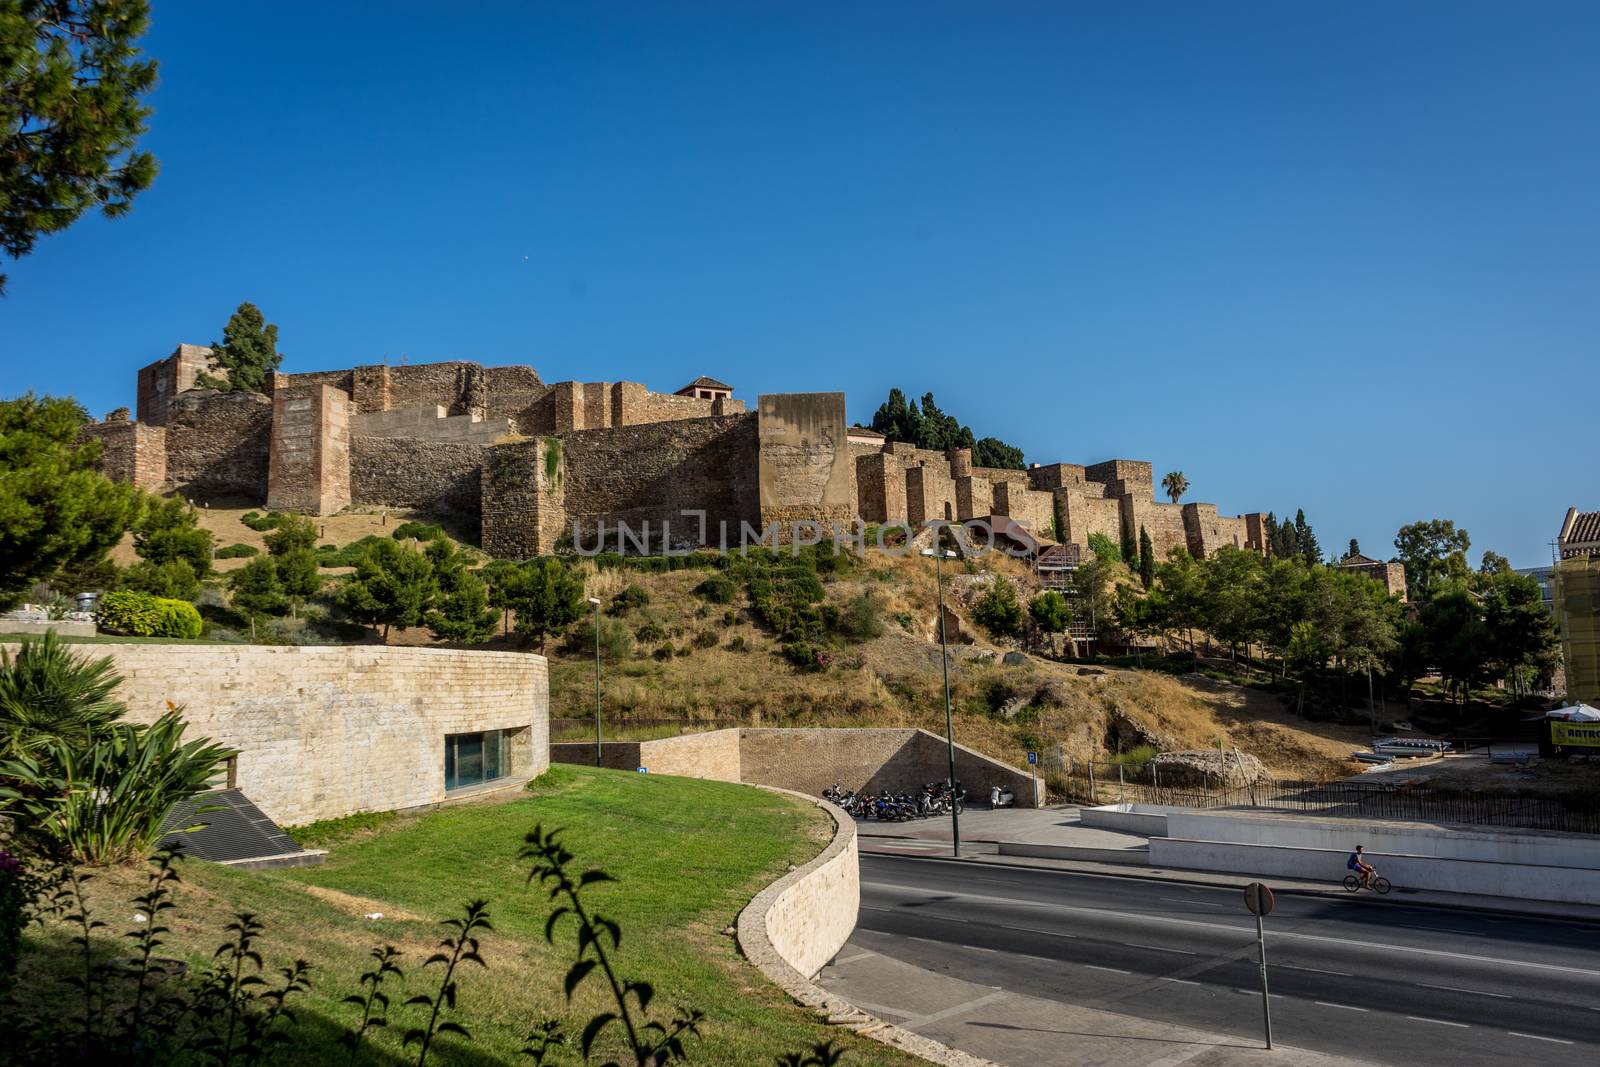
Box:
<box><xmin>997</xmin><ymin>841</ymin><xmax>1150</xmax><ymax>865</ymax></box>
<box><xmin>735</xmin><ymin>789</ymin><xmax>995</xmax><ymax>1067</ymax></box>
<box><xmin>1078</xmin><ymin>803</ymin><xmax>1174</xmax><ymax>836</ymax></box>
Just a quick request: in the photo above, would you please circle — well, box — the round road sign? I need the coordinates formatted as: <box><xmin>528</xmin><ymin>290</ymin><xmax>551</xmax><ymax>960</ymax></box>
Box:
<box><xmin>1243</xmin><ymin>882</ymin><xmax>1275</xmax><ymax>916</ymax></box>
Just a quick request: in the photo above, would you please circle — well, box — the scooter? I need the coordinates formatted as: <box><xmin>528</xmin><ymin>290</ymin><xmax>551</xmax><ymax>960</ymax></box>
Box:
<box><xmin>990</xmin><ymin>784</ymin><xmax>1015</xmax><ymax>808</ymax></box>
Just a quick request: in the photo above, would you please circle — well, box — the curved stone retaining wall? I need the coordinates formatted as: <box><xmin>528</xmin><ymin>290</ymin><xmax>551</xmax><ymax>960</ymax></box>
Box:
<box><xmin>736</xmin><ymin>789</ymin><xmax>996</xmax><ymax>1067</ymax></box>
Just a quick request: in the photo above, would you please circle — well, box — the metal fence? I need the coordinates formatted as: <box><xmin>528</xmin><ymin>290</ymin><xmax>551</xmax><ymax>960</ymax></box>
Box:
<box><xmin>1043</xmin><ymin>754</ymin><xmax>1600</xmax><ymax>836</ymax></box>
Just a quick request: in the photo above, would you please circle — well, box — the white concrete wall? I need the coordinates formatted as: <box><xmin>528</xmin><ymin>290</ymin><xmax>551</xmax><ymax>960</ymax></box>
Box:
<box><xmin>1079</xmin><ymin>804</ymin><xmax>1172</xmax><ymax>836</ymax></box>
<box><xmin>1151</xmin><ymin>811</ymin><xmax>1600</xmax><ymax>904</ymax></box>
<box><xmin>1164</xmin><ymin>812</ymin><xmax>1600</xmax><ymax>870</ymax></box>
<box><xmin>736</xmin><ymin>792</ymin><xmax>860</xmax><ymax>979</ymax></box>
<box><xmin>1151</xmin><ymin>838</ymin><xmax>1600</xmax><ymax>904</ymax></box>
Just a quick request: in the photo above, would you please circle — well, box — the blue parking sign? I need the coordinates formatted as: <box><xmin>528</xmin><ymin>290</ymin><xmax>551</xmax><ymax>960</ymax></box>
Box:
<box><xmin>1027</xmin><ymin>751</ymin><xmax>1037</xmax><ymax>765</ymax></box>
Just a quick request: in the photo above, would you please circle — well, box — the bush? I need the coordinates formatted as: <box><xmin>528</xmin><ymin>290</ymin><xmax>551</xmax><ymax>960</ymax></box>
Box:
<box><xmin>1087</xmin><ymin>531</ymin><xmax>1122</xmax><ymax>564</ymax></box>
<box><xmin>721</xmin><ymin>609</ymin><xmax>738</xmax><ymax>628</ymax></box>
<box><xmin>727</xmin><ymin>634</ymin><xmax>747</xmax><ymax>652</ymax></box>
<box><xmin>835</xmin><ymin>592</ymin><xmax>885</xmax><ymax>642</ymax></box>
<box><xmin>973</xmin><ymin>576</ymin><xmax>1023</xmax><ymax>636</ymax></box>
<box><xmin>96</xmin><ymin>591</ymin><xmax>201</xmax><ymax>638</ymax></box>
<box><xmin>781</xmin><ymin>640</ymin><xmax>830</xmax><ymax>671</ymax></box>
<box><xmin>215</xmin><ymin>542</ymin><xmax>259</xmax><ymax>559</ymax></box>
<box><xmin>264</xmin><ymin>513</ymin><xmax>318</xmax><ymax>555</ymax></box>
<box><xmin>391</xmin><ymin>520</ymin><xmax>445</xmax><ymax>543</ymax></box>
<box><xmin>316</xmin><ymin>535</ymin><xmax>388</xmax><ymax>568</ymax></box>
<box><xmin>609</xmin><ymin>584</ymin><xmax>651</xmax><ymax>615</ymax></box>
<box><xmin>118</xmin><ymin>559</ymin><xmax>201</xmax><ymax>601</ymax></box>
<box><xmin>635</xmin><ymin>620</ymin><xmax>665</xmax><ymax>643</ymax></box>
<box><xmin>239</xmin><ymin>510</ymin><xmax>284</xmax><ymax>532</ymax></box>
<box><xmin>564</xmin><ymin>616</ymin><xmax>633</xmax><ymax>660</ymax></box>
<box><xmin>694</xmin><ymin>574</ymin><xmax>738</xmax><ymax>604</ymax></box>
<box><xmin>1028</xmin><ymin>590</ymin><xmax>1071</xmax><ymax>633</ymax></box>
<box><xmin>692</xmin><ymin>630</ymin><xmax>718</xmax><ymax>649</ymax></box>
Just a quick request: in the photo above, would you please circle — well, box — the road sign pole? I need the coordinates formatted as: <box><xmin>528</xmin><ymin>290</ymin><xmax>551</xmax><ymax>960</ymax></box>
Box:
<box><xmin>1256</xmin><ymin>910</ymin><xmax>1273</xmax><ymax>1049</ymax></box>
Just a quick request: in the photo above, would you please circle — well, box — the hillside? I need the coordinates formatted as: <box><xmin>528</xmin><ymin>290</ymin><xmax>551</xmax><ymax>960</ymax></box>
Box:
<box><xmin>107</xmin><ymin>502</ymin><xmax>1368</xmax><ymax>781</ymax></box>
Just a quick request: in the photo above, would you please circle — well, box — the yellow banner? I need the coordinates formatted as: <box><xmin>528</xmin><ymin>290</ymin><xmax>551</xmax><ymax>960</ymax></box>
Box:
<box><xmin>1551</xmin><ymin>721</ymin><xmax>1600</xmax><ymax>748</ymax></box>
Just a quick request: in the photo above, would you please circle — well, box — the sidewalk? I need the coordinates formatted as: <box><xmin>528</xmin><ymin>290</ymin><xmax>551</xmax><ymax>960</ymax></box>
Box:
<box><xmin>855</xmin><ymin>806</ymin><xmax>1600</xmax><ymax>925</ymax></box>
<box><xmin>820</xmin><ymin>945</ymin><xmax>1378</xmax><ymax>1067</ymax></box>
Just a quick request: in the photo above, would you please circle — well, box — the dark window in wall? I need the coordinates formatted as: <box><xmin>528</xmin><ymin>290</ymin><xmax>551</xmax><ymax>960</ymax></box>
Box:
<box><xmin>444</xmin><ymin>728</ymin><xmax>515</xmax><ymax>791</ymax></box>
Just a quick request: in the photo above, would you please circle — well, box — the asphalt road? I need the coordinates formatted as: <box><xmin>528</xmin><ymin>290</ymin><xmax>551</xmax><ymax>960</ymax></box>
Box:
<box><xmin>832</xmin><ymin>854</ymin><xmax>1600</xmax><ymax>1066</ymax></box>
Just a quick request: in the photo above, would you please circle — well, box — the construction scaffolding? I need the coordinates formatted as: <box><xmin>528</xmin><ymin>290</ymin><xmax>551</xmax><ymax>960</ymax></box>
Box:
<box><xmin>1554</xmin><ymin>555</ymin><xmax>1600</xmax><ymax>705</ymax></box>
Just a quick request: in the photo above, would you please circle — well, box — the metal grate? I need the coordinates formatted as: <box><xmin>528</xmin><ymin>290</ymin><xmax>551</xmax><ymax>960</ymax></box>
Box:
<box><xmin>158</xmin><ymin>788</ymin><xmax>305</xmax><ymax>862</ymax></box>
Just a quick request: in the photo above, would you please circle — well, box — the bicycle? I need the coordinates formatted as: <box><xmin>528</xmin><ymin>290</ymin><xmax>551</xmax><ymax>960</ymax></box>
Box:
<box><xmin>1342</xmin><ymin>872</ymin><xmax>1391</xmax><ymax>894</ymax></box>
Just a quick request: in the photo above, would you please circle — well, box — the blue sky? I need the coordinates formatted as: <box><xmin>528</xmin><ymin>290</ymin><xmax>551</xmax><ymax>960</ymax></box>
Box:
<box><xmin>3</xmin><ymin>1</ymin><xmax>1596</xmax><ymax>567</ymax></box>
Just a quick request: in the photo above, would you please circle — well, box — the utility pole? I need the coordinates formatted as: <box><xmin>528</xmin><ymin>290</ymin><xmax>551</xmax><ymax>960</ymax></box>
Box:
<box><xmin>923</xmin><ymin>546</ymin><xmax>961</xmax><ymax>858</ymax></box>
<box><xmin>588</xmin><ymin>596</ymin><xmax>603</xmax><ymax>767</ymax></box>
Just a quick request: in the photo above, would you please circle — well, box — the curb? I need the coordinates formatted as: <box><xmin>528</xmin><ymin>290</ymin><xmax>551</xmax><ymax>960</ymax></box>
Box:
<box><xmin>865</xmin><ymin>846</ymin><xmax>1600</xmax><ymax>924</ymax></box>
<box><xmin>737</xmin><ymin>787</ymin><xmax>999</xmax><ymax>1067</ymax></box>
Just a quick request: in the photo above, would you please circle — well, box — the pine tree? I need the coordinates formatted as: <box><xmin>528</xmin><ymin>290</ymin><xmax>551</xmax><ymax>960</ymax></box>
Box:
<box><xmin>1138</xmin><ymin>525</ymin><xmax>1156</xmax><ymax>589</ymax></box>
<box><xmin>1347</xmin><ymin>538</ymin><xmax>1361</xmax><ymax>560</ymax></box>
<box><xmin>275</xmin><ymin>548</ymin><xmax>321</xmax><ymax>618</ymax></box>
<box><xmin>1293</xmin><ymin>509</ymin><xmax>1321</xmax><ymax>565</ymax></box>
<box><xmin>337</xmin><ymin>539</ymin><xmax>438</xmax><ymax>639</ymax></box>
<box><xmin>0</xmin><ymin>393</ymin><xmax>145</xmax><ymax>608</ymax></box>
<box><xmin>423</xmin><ymin>537</ymin><xmax>496</xmax><ymax>643</ymax></box>
<box><xmin>487</xmin><ymin>557</ymin><xmax>585</xmax><ymax>651</ymax></box>
<box><xmin>197</xmin><ymin>302</ymin><xmax>282</xmax><ymax>393</ymax></box>
<box><xmin>230</xmin><ymin>555</ymin><xmax>286</xmax><ymax>618</ymax></box>
<box><xmin>1</xmin><ymin>2</ymin><xmax>159</xmax><ymax>293</ymax></box>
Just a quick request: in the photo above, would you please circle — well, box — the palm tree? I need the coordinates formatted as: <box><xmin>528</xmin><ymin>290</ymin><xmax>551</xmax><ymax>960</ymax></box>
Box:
<box><xmin>0</xmin><ymin>632</ymin><xmax>127</xmax><ymax>760</ymax></box>
<box><xmin>1161</xmin><ymin>471</ymin><xmax>1189</xmax><ymax>505</ymax></box>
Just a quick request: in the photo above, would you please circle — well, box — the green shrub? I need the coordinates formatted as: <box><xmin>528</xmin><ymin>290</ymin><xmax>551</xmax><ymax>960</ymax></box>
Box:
<box><xmin>316</xmin><ymin>535</ymin><xmax>388</xmax><ymax>568</ymax></box>
<box><xmin>721</xmin><ymin>609</ymin><xmax>738</xmax><ymax>628</ymax></box>
<box><xmin>781</xmin><ymin>640</ymin><xmax>830</xmax><ymax>671</ymax></box>
<box><xmin>651</xmin><ymin>645</ymin><xmax>673</xmax><ymax>661</ymax></box>
<box><xmin>1088</xmin><ymin>531</ymin><xmax>1122</xmax><ymax>564</ymax></box>
<box><xmin>635</xmin><ymin>621</ymin><xmax>665</xmax><ymax>643</ymax></box>
<box><xmin>1108</xmin><ymin>743</ymin><xmax>1160</xmax><ymax>771</ymax></box>
<box><xmin>215</xmin><ymin>543</ymin><xmax>259</xmax><ymax>559</ymax></box>
<box><xmin>609</xmin><ymin>584</ymin><xmax>651</xmax><ymax>615</ymax></box>
<box><xmin>97</xmin><ymin>590</ymin><xmax>202</xmax><ymax>639</ymax></box>
<box><xmin>118</xmin><ymin>559</ymin><xmax>201</xmax><ymax>601</ymax></box>
<box><xmin>563</xmin><ymin>616</ymin><xmax>633</xmax><ymax>660</ymax></box>
<box><xmin>152</xmin><ymin>598</ymin><xmax>203</xmax><ymax>639</ymax></box>
<box><xmin>973</xmin><ymin>576</ymin><xmax>1023</xmax><ymax>636</ymax></box>
<box><xmin>836</xmin><ymin>592</ymin><xmax>884</xmax><ymax>642</ymax></box>
<box><xmin>1028</xmin><ymin>590</ymin><xmax>1071</xmax><ymax>633</ymax></box>
<box><xmin>692</xmin><ymin>631</ymin><xmax>718</xmax><ymax>649</ymax></box>
<box><xmin>694</xmin><ymin>574</ymin><xmax>738</xmax><ymax>604</ymax></box>
<box><xmin>240</xmin><ymin>510</ymin><xmax>284</xmax><ymax>532</ymax></box>
<box><xmin>727</xmin><ymin>634</ymin><xmax>747</xmax><ymax>652</ymax></box>
<box><xmin>391</xmin><ymin>520</ymin><xmax>445</xmax><ymax>543</ymax></box>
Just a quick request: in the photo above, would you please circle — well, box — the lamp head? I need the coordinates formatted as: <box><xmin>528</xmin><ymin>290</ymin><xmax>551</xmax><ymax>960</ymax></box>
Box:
<box><xmin>587</xmin><ymin>597</ymin><xmax>601</xmax><ymax>606</ymax></box>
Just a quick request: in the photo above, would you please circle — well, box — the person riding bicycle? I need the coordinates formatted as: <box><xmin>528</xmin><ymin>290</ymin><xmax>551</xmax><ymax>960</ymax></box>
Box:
<box><xmin>1348</xmin><ymin>845</ymin><xmax>1376</xmax><ymax>889</ymax></box>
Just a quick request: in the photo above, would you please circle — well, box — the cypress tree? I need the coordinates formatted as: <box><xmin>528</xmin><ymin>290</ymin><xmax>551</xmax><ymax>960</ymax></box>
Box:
<box><xmin>1138</xmin><ymin>525</ymin><xmax>1156</xmax><ymax>589</ymax></box>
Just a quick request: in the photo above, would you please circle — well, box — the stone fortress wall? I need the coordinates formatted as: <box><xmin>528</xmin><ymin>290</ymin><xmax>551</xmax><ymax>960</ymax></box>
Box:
<box><xmin>85</xmin><ymin>344</ymin><xmax>1266</xmax><ymax>561</ymax></box>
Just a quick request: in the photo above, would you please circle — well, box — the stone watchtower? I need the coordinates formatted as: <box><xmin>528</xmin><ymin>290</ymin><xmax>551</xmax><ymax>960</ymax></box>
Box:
<box><xmin>136</xmin><ymin>344</ymin><xmax>227</xmax><ymax>425</ymax></box>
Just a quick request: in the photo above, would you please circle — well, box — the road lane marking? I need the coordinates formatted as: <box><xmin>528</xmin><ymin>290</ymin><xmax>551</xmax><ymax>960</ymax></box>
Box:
<box><xmin>1160</xmin><ymin>978</ymin><xmax>1202</xmax><ymax>986</ymax></box>
<box><xmin>861</xmin><ymin>905</ymin><xmax>892</xmax><ymax>912</ymax></box>
<box><xmin>1507</xmin><ymin>1032</ymin><xmax>1573</xmax><ymax>1045</ymax></box>
<box><xmin>897</xmin><ymin>990</ymin><xmax>1011</xmax><ymax>1031</ymax></box>
<box><xmin>1315</xmin><ymin>1002</ymin><xmax>1368</xmax><ymax>1012</ymax></box>
<box><xmin>1160</xmin><ymin>896</ymin><xmax>1227</xmax><ymax>908</ymax></box>
<box><xmin>1280</xmin><ymin>965</ymin><xmax>1353</xmax><ymax>977</ymax></box>
<box><xmin>861</xmin><ymin>881</ymin><xmax>1600</xmax><ymax>978</ymax></box>
<box><xmin>994</xmin><ymin>922</ymin><xmax>1075</xmax><ymax>937</ymax></box>
<box><xmin>1124</xmin><ymin>942</ymin><xmax>1196</xmax><ymax>955</ymax></box>
<box><xmin>1084</xmin><ymin>965</ymin><xmax>1132</xmax><ymax>975</ymax></box>
<box><xmin>1407</xmin><ymin>1017</ymin><xmax>1468</xmax><ymax>1028</ymax></box>
<box><xmin>1420</xmin><ymin>984</ymin><xmax>1512</xmax><ymax>999</ymax></box>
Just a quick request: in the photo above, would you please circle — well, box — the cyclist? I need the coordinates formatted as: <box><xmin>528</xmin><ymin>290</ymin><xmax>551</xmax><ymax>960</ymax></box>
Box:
<box><xmin>1347</xmin><ymin>844</ymin><xmax>1376</xmax><ymax>889</ymax></box>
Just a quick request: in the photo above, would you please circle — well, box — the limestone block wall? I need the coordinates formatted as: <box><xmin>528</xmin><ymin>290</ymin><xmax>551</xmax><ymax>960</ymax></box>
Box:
<box><xmin>0</xmin><ymin>643</ymin><xmax>549</xmax><ymax>826</ymax></box>
<box><xmin>993</xmin><ymin>481</ymin><xmax>1054</xmax><ymax>536</ymax></box>
<box><xmin>1183</xmin><ymin>502</ymin><xmax>1246</xmax><ymax>558</ymax></box>
<box><xmin>907</xmin><ymin>464</ymin><xmax>957</xmax><ymax>526</ymax></box>
<box><xmin>164</xmin><ymin>391</ymin><xmax>273</xmax><ymax>500</ymax></box>
<box><xmin>1124</xmin><ymin>498</ymin><xmax>1189</xmax><ymax>560</ymax></box>
<box><xmin>352</xmin><ymin>405</ymin><xmax>513</xmax><ymax>443</ymax></box>
<box><xmin>136</xmin><ymin>344</ymin><xmax>222</xmax><ymax>424</ymax></box>
<box><xmin>756</xmin><ymin>393</ymin><xmax>855</xmax><ymax>529</ymax></box>
<box><xmin>267</xmin><ymin>385</ymin><xmax>351</xmax><ymax>516</ymax></box>
<box><xmin>745</xmin><ymin>794</ymin><xmax>860</xmax><ymax>979</ymax></box>
<box><xmin>1027</xmin><ymin>463</ymin><xmax>1087</xmax><ymax>492</ymax></box>
<box><xmin>1056</xmin><ymin>486</ymin><xmax>1123</xmax><ymax>553</ymax></box>
<box><xmin>80</xmin><ymin>419</ymin><xmax>167</xmax><ymax>491</ymax></box>
<box><xmin>854</xmin><ymin>452</ymin><xmax>906</xmax><ymax>525</ymax></box>
<box><xmin>481</xmin><ymin>437</ymin><xmax>564</xmax><ymax>558</ymax></box>
<box><xmin>550</xmin><ymin>728</ymin><xmax>742</xmax><ymax>781</ymax></box>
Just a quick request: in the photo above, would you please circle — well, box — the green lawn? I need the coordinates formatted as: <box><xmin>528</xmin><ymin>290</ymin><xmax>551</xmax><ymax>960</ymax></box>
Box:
<box><xmin>20</xmin><ymin>765</ymin><xmax>913</xmax><ymax>1065</ymax></box>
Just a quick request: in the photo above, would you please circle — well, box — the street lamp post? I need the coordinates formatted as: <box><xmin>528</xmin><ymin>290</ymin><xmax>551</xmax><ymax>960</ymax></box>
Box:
<box><xmin>922</xmin><ymin>546</ymin><xmax>961</xmax><ymax>858</ymax></box>
<box><xmin>588</xmin><ymin>596</ymin><xmax>602</xmax><ymax>767</ymax></box>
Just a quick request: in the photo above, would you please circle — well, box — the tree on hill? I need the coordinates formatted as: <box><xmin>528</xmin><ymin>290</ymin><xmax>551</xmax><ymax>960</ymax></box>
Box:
<box><xmin>337</xmin><ymin>538</ymin><xmax>439</xmax><ymax>640</ymax></box>
<box><xmin>1347</xmin><ymin>538</ymin><xmax>1361</xmax><ymax>559</ymax></box>
<box><xmin>423</xmin><ymin>537</ymin><xmax>496</xmax><ymax>643</ymax></box>
<box><xmin>1</xmin><ymin>1</ymin><xmax>159</xmax><ymax>294</ymax></box>
<box><xmin>133</xmin><ymin>497</ymin><xmax>212</xmax><ymax>579</ymax></box>
<box><xmin>275</xmin><ymin>548</ymin><xmax>322</xmax><ymax>619</ymax></box>
<box><xmin>229</xmin><ymin>555</ymin><xmax>286</xmax><ymax>618</ymax></box>
<box><xmin>1394</xmin><ymin>519</ymin><xmax>1471</xmax><ymax>599</ymax></box>
<box><xmin>1292</xmin><ymin>508</ymin><xmax>1320</xmax><ymax>565</ymax></box>
<box><xmin>487</xmin><ymin>557</ymin><xmax>585</xmax><ymax>651</ymax></box>
<box><xmin>1138</xmin><ymin>526</ymin><xmax>1156</xmax><ymax>589</ymax></box>
<box><xmin>867</xmin><ymin>388</ymin><xmax>1026</xmax><ymax>469</ymax></box>
<box><xmin>263</xmin><ymin>513</ymin><xmax>317</xmax><ymax>556</ymax></box>
<box><xmin>1028</xmin><ymin>590</ymin><xmax>1071</xmax><ymax>634</ymax></box>
<box><xmin>973</xmin><ymin>575</ymin><xmax>1023</xmax><ymax>636</ymax></box>
<box><xmin>1479</xmin><ymin>569</ymin><xmax>1559</xmax><ymax>697</ymax></box>
<box><xmin>1087</xmin><ymin>531</ymin><xmax>1121</xmax><ymax>564</ymax></box>
<box><xmin>0</xmin><ymin>393</ymin><xmax>145</xmax><ymax>608</ymax></box>
<box><xmin>1161</xmin><ymin>471</ymin><xmax>1188</xmax><ymax>504</ymax></box>
<box><xmin>196</xmin><ymin>302</ymin><xmax>281</xmax><ymax>393</ymax></box>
